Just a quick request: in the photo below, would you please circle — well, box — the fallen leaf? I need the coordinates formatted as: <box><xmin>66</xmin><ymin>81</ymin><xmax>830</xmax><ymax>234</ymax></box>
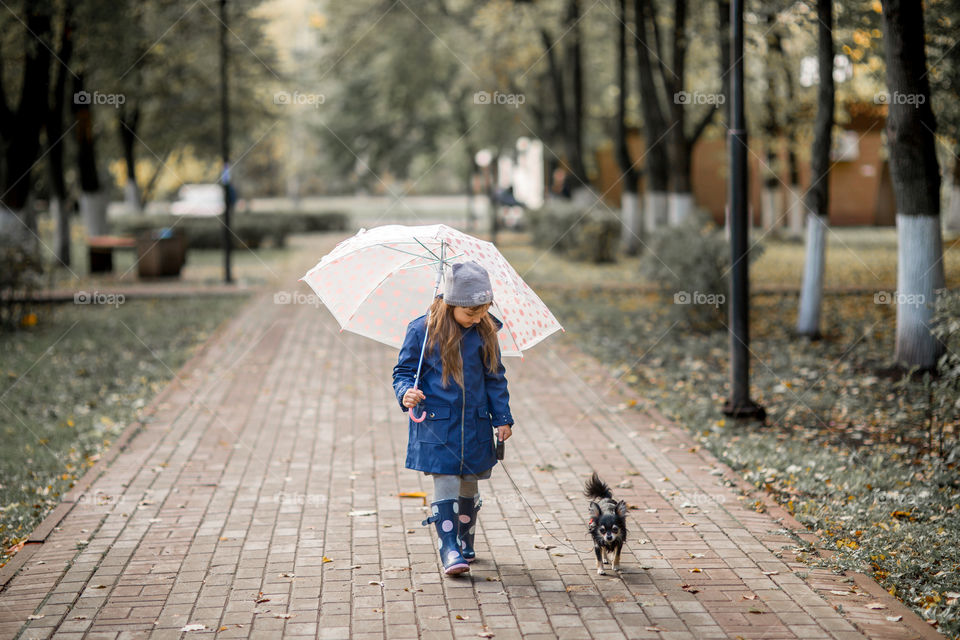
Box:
<box><xmin>478</xmin><ymin>626</ymin><xmax>495</xmax><ymax>638</ymax></box>
<box><xmin>865</xmin><ymin>602</ymin><xmax>886</xmax><ymax>610</ymax></box>
<box><xmin>348</xmin><ymin>510</ymin><xmax>376</xmax><ymax>517</ymax></box>
<box><xmin>886</xmin><ymin>615</ymin><xmax>903</xmax><ymax>622</ymax></box>
<box><xmin>322</xmin><ymin>556</ymin><xmax>333</xmax><ymax>563</ymax></box>
<box><xmin>273</xmin><ymin>613</ymin><xmax>294</xmax><ymax>619</ymax></box>
<box><xmin>26</xmin><ymin>614</ymin><xmax>44</xmax><ymax>620</ymax></box>
<box><xmin>180</xmin><ymin>623</ymin><xmax>206</xmax><ymax>631</ymax></box>
<box><xmin>533</xmin><ymin>543</ymin><xmax>556</xmax><ymax>550</ymax></box>
<box><xmin>741</xmin><ymin>594</ymin><xmax>758</xmax><ymax>600</ymax></box>
<box><xmin>689</xmin><ymin>568</ymin><xmax>702</xmax><ymax>573</ymax></box>
<box><xmin>565</xmin><ymin>584</ymin><xmax>592</xmax><ymax>592</ymax></box>
<box><xmin>455</xmin><ymin>614</ymin><xmax>469</xmax><ymax>620</ymax></box>
<box><xmin>681</xmin><ymin>584</ymin><xmax>700</xmax><ymax>594</ymax></box>
<box><xmin>368</xmin><ymin>581</ymin><xmax>384</xmax><ymax>587</ymax></box>
<box><xmin>762</xmin><ymin>571</ymin><xmax>779</xmax><ymax>576</ymax></box>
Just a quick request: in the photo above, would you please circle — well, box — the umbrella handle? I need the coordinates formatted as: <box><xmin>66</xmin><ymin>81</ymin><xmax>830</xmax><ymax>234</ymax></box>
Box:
<box><xmin>409</xmin><ymin>401</ymin><xmax>427</xmax><ymax>423</ymax></box>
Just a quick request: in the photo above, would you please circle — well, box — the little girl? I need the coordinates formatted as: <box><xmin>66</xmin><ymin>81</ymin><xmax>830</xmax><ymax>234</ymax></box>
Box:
<box><xmin>392</xmin><ymin>261</ymin><xmax>514</xmax><ymax>575</ymax></box>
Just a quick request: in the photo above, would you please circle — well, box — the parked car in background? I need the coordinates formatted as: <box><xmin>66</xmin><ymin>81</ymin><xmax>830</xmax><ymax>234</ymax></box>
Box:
<box><xmin>171</xmin><ymin>183</ymin><xmax>244</xmax><ymax>216</ymax></box>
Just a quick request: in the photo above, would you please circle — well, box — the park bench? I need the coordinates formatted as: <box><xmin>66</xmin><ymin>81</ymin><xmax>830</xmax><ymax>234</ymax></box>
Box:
<box><xmin>87</xmin><ymin>235</ymin><xmax>136</xmax><ymax>273</ymax></box>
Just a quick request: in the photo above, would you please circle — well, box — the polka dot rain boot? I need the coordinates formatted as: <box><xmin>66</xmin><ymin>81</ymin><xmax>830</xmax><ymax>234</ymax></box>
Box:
<box><xmin>457</xmin><ymin>494</ymin><xmax>481</xmax><ymax>562</ymax></box>
<box><xmin>421</xmin><ymin>499</ymin><xmax>470</xmax><ymax>575</ymax></box>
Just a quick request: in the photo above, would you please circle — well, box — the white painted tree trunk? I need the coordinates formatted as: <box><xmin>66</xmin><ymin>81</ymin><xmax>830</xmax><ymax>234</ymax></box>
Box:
<box><xmin>123</xmin><ymin>180</ymin><xmax>142</xmax><ymax>213</ymax></box>
<box><xmin>668</xmin><ymin>192</ymin><xmax>694</xmax><ymax>226</ymax></box>
<box><xmin>946</xmin><ymin>183</ymin><xmax>960</xmax><ymax>232</ymax></box>
<box><xmin>620</xmin><ymin>191</ymin><xmax>641</xmax><ymax>254</ymax></box>
<box><xmin>51</xmin><ymin>196</ymin><xmax>71</xmax><ymax>266</ymax></box>
<box><xmin>895</xmin><ymin>213</ymin><xmax>945</xmax><ymax>369</ymax></box>
<box><xmin>796</xmin><ymin>212</ymin><xmax>828</xmax><ymax>336</ymax></box>
<box><xmin>80</xmin><ymin>191</ymin><xmax>109</xmax><ymax>236</ymax></box>
<box><xmin>644</xmin><ymin>191</ymin><xmax>669</xmax><ymax>234</ymax></box>
<box><xmin>787</xmin><ymin>185</ymin><xmax>804</xmax><ymax>237</ymax></box>
<box><xmin>761</xmin><ymin>187</ymin><xmax>778</xmax><ymax>233</ymax></box>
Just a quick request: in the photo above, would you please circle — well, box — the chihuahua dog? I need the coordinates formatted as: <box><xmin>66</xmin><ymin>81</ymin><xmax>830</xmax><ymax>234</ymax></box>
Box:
<box><xmin>583</xmin><ymin>471</ymin><xmax>628</xmax><ymax>575</ymax></box>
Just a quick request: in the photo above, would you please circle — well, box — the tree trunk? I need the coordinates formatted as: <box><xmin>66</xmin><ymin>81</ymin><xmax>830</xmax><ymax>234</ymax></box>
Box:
<box><xmin>617</xmin><ymin>0</ymin><xmax>641</xmax><ymax>254</ymax></box>
<box><xmin>881</xmin><ymin>0</ymin><xmax>945</xmax><ymax>370</ymax></box>
<box><xmin>0</xmin><ymin>5</ymin><xmax>52</xmax><ymax>244</ymax></box>
<box><xmin>779</xmin><ymin>22</ymin><xmax>804</xmax><ymax>238</ymax></box>
<box><xmin>541</xmin><ymin>27</ymin><xmax>569</xmax><ymax>182</ymax></box>
<box><xmin>47</xmin><ymin>2</ymin><xmax>74</xmax><ymax>266</ymax></box>
<box><xmin>661</xmin><ymin>0</ymin><xmax>717</xmax><ymax>226</ymax></box>
<box><xmin>796</xmin><ymin>0</ymin><xmax>834</xmax><ymax>338</ymax></box>
<box><xmin>73</xmin><ymin>73</ymin><xmax>108</xmax><ymax>236</ymax></box>
<box><xmin>119</xmin><ymin>103</ymin><xmax>142</xmax><ymax>213</ymax></box>
<box><xmin>564</xmin><ymin>0</ymin><xmax>589</xmax><ymax>194</ymax></box>
<box><xmin>761</xmin><ymin>10</ymin><xmax>780</xmax><ymax>234</ymax></box>
<box><xmin>633</xmin><ymin>0</ymin><xmax>669</xmax><ymax>231</ymax></box>
<box><xmin>946</xmin><ymin>150</ymin><xmax>960</xmax><ymax>232</ymax></box>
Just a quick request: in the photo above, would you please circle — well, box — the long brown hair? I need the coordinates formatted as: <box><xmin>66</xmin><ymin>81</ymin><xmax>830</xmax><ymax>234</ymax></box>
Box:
<box><xmin>424</xmin><ymin>297</ymin><xmax>500</xmax><ymax>389</ymax></box>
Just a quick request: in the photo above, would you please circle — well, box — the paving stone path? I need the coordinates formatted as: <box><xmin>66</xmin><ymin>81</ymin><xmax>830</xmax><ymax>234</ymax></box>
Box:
<box><xmin>0</xmin><ymin>233</ymin><xmax>937</xmax><ymax>639</ymax></box>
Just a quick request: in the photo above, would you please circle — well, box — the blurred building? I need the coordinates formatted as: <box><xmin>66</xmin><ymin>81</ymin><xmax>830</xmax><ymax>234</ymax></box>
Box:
<box><xmin>595</xmin><ymin>102</ymin><xmax>894</xmax><ymax>227</ymax></box>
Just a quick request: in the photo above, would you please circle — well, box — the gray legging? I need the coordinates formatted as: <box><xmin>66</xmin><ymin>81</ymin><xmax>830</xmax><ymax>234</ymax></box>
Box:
<box><xmin>431</xmin><ymin>473</ymin><xmax>480</xmax><ymax>502</ymax></box>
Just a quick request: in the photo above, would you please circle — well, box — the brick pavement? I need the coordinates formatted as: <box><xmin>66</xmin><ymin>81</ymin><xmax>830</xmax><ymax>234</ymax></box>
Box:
<box><xmin>0</xmin><ymin>232</ymin><xmax>938</xmax><ymax>639</ymax></box>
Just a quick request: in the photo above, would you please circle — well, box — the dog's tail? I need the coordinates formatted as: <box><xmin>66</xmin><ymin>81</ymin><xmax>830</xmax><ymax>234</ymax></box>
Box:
<box><xmin>583</xmin><ymin>471</ymin><xmax>612</xmax><ymax>500</ymax></box>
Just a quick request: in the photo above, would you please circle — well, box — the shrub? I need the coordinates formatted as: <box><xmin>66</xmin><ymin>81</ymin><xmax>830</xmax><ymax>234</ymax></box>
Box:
<box><xmin>0</xmin><ymin>241</ymin><xmax>45</xmax><ymax>332</ymax></box>
<box><xmin>639</xmin><ymin>212</ymin><xmax>764</xmax><ymax>331</ymax></box>
<box><xmin>527</xmin><ymin>201</ymin><xmax>619</xmax><ymax>263</ymax></box>
<box><xmin>110</xmin><ymin>211</ymin><xmax>349</xmax><ymax>250</ymax></box>
<box><xmin>929</xmin><ymin>288</ymin><xmax>960</xmax><ymax>457</ymax></box>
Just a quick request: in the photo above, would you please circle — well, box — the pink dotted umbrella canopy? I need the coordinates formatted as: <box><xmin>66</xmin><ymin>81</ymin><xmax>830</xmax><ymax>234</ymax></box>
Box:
<box><xmin>298</xmin><ymin>224</ymin><xmax>563</xmax><ymax>357</ymax></box>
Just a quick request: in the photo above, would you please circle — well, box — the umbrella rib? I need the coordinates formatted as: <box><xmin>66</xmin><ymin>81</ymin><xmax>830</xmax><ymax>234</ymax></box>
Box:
<box><xmin>414</xmin><ymin>237</ymin><xmax>442</xmax><ymax>262</ymax></box>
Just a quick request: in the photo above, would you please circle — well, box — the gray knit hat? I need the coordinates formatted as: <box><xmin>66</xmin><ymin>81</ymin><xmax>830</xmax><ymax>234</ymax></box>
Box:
<box><xmin>443</xmin><ymin>261</ymin><xmax>494</xmax><ymax>307</ymax></box>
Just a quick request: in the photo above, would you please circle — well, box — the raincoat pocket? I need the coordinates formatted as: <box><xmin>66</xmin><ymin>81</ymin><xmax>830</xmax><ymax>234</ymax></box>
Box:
<box><xmin>417</xmin><ymin>404</ymin><xmax>452</xmax><ymax>444</ymax></box>
<box><xmin>474</xmin><ymin>407</ymin><xmax>494</xmax><ymax>445</ymax></box>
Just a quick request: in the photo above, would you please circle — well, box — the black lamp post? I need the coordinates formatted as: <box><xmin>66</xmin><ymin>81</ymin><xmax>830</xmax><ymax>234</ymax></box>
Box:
<box><xmin>723</xmin><ymin>0</ymin><xmax>764</xmax><ymax>420</ymax></box>
<box><xmin>220</xmin><ymin>0</ymin><xmax>233</xmax><ymax>284</ymax></box>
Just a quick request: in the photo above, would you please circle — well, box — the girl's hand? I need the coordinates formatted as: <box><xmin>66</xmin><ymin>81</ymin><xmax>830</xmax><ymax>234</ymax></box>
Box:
<box><xmin>496</xmin><ymin>425</ymin><xmax>512</xmax><ymax>441</ymax></box>
<box><xmin>402</xmin><ymin>388</ymin><xmax>425</xmax><ymax>409</ymax></box>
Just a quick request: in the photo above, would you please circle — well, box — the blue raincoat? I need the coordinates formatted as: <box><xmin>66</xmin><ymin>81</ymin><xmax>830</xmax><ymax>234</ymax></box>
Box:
<box><xmin>392</xmin><ymin>311</ymin><xmax>514</xmax><ymax>476</ymax></box>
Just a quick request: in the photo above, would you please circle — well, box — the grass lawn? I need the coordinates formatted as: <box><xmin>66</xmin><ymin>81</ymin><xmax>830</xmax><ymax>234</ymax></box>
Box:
<box><xmin>500</xmin><ymin>226</ymin><xmax>960</xmax><ymax>636</ymax></box>
<box><xmin>0</xmin><ymin>294</ymin><xmax>246</xmax><ymax>568</ymax></box>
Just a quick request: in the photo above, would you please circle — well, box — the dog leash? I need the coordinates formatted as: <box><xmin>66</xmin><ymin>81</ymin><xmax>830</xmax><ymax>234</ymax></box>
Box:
<box><xmin>496</xmin><ymin>456</ymin><xmax>599</xmax><ymax>556</ymax></box>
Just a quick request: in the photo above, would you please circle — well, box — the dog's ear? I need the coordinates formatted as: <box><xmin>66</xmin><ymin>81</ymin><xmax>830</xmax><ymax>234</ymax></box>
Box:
<box><xmin>588</xmin><ymin>501</ymin><xmax>600</xmax><ymax>518</ymax></box>
<box><xmin>615</xmin><ymin>500</ymin><xmax>627</xmax><ymax>518</ymax></box>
